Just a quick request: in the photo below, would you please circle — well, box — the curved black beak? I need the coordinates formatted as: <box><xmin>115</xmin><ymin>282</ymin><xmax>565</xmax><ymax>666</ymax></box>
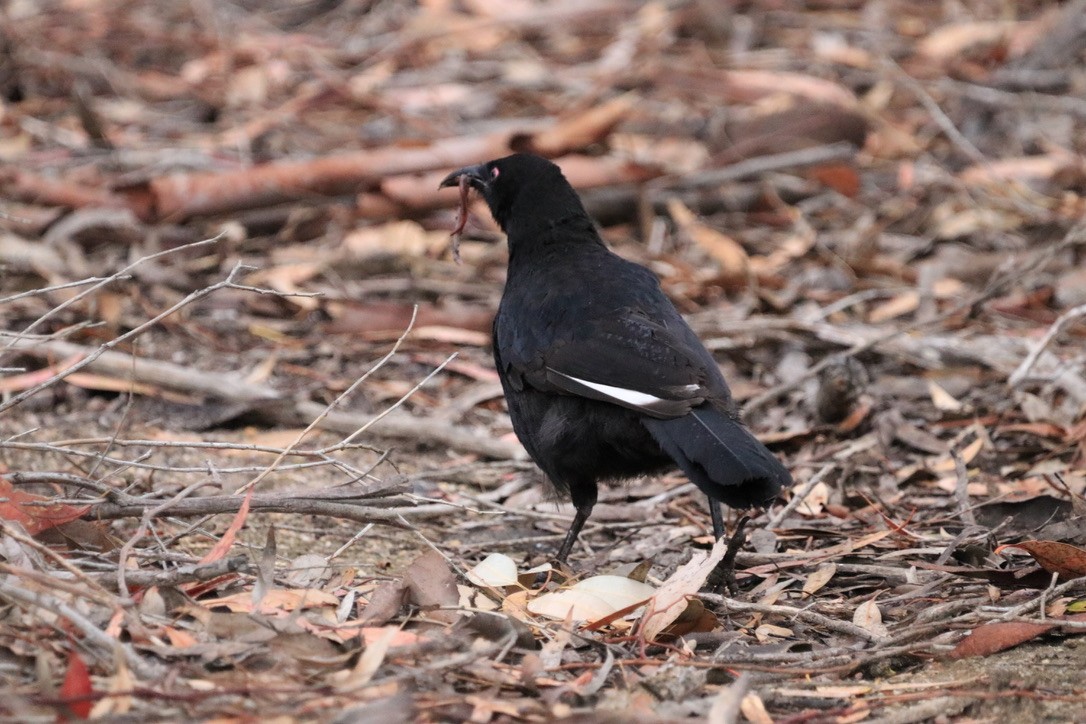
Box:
<box><xmin>439</xmin><ymin>163</ymin><xmax>488</xmax><ymax>190</ymax></box>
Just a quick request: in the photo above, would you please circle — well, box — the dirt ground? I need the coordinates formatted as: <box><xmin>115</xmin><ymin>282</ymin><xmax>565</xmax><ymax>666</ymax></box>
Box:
<box><xmin>3</xmin><ymin>0</ymin><xmax>1086</xmax><ymax>721</ymax></box>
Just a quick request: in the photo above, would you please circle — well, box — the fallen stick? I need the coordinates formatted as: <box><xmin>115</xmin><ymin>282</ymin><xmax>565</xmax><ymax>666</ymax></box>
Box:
<box><xmin>124</xmin><ymin>97</ymin><xmax>635</xmax><ymax>221</ymax></box>
<box><xmin>8</xmin><ymin>471</ymin><xmax>413</xmax><ymax>527</ymax></box>
<box><xmin>6</xmin><ymin>336</ymin><xmax>524</xmax><ymax>460</ymax></box>
<box><xmin>356</xmin><ymin>153</ymin><xmax>658</xmax><ymax>219</ymax></box>
<box><xmin>1</xmin><ymin>169</ymin><xmax>126</xmax><ymax>210</ymax></box>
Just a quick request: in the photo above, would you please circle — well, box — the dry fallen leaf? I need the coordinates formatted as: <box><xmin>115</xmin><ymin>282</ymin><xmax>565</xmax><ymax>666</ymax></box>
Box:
<box><xmin>754</xmin><ymin>623</ymin><xmax>793</xmax><ymax>642</ymax></box>
<box><xmin>868</xmin><ymin>291</ymin><xmax>919</xmax><ymax>323</ymax></box>
<box><xmin>796</xmin><ymin>481</ymin><xmax>830</xmax><ymax>516</ymax></box>
<box><xmin>928</xmin><ymin>379</ymin><xmax>963</xmax><ymax>412</ymax></box>
<box><xmin>200</xmin><ymin>588</ymin><xmax>338</xmax><ymax>614</ymax></box>
<box><xmin>668</xmin><ymin>198</ymin><xmax>750</xmax><ymax>283</ymax></box>
<box><xmin>639</xmin><ymin>538</ymin><xmax>727</xmax><ymax>642</ymax></box>
<box><xmin>336</xmin><ymin>626</ymin><xmax>397</xmax><ymax>690</ymax></box>
<box><xmin>0</xmin><ymin>479</ymin><xmax>90</xmax><ymax>535</ymax></box>
<box><xmin>527</xmin><ymin>575</ymin><xmax>656</xmax><ymax>623</ymax></box>
<box><xmin>404</xmin><ymin>550</ymin><xmax>461</xmax><ymax>624</ymax></box>
<box><xmin>802</xmin><ymin>563</ymin><xmax>837</xmax><ymax>598</ymax></box>
<box><xmin>852</xmin><ymin>599</ymin><xmax>889</xmax><ymax>639</ymax></box>
<box><xmin>466</xmin><ymin>552</ymin><xmax>520</xmax><ymax>587</ymax></box>
<box><xmin>948</xmin><ymin>620</ymin><xmax>1054</xmax><ymax>659</ymax></box>
<box><xmin>917</xmin><ymin>20</ymin><xmax>1018</xmax><ymax>61</ymax></box>
<box><xmin>996</xmin><ymin>541</ymin><xmax>1086</xmax><ymax>580</ymax></box>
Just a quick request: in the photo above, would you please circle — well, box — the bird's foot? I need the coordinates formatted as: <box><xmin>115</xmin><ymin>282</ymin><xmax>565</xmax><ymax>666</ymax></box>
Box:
<box><xmin>705</xmin><ymin>515</ymin><xmax>750</xmax><ymax>595</ymax></box>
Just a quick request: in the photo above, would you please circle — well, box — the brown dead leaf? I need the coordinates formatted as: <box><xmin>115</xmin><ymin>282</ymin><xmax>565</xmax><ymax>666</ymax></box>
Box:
<box><xmin>34</xmin><ymin>519</ymin><xmax>117</xmax><ymax>553</ymax></box>
<box><xmin>162</xmin><ymin>626</ymin><xmax>199</xmax><ymax>648</ymax></box>
<box><xmin>247</xmin><ymin>261</ymin><xmax>325</xmax><ymax>311</ymax></box>
<box><xmin>997</xmin><ymin>423</ymin><xmax>1069</xmax><ymax>441</ymax></box>
<box><xmin>527</xmin><ymin>94</ymin><xmax>635</xmax><ymax>157</ymax></box>
<box><xmin>201</xmin><ymin>588</ymin><xmax>339</xmax><ymax>614</ymax></box>
<box><xmin>337</xmin><ymin>626</ymin><xmax>397</xmax><ymax>690</ymax></box>
<box><xmin>360</xmin><ymin>627</ymin><xmax>422</xmax><ymax>647</ymax></box>
<box><xmin>753</xmin><ymin>623</ymin><xmax>793</xmax><ymax>642</ymax></box>
<box><xmin>343</xmin><ymin>220</ymin><xmax>446</xmax><ymax>261</ymax></box>
<box><xmin>57</xmin><ymin>647</ymin><xmax>94</xmax><ymax>720</ymax></box>
<box><xmin>806</xmin><ymin>163</ymin><xmax>861</xmax><ymax>197</ymax></box>
<box><xmin>411</xmin><ymin>325</ymin><xmax>490</xmax><ymax>346</ymax></box>
<box><xmin>929</xmin><ymin>436</ymin><xmax>985</xmax><ymax>473</ymax></box>
<box><xmin>360</xmin><ymin>580</ymin><xmax>408</xmax><ymax>626</ymax></box>
<box><xmin>948</xmin><ymin>620</ymin><xmax>1054</xmax><ymax>659</ymax></box>
<box><xmin>868</xmin><ymin>291</ymin><xmax>919</xmax><ymax>323</ymax></box>
<box><xmin>802</xmin><ymin>563</ymin><xmax>837</xmax><ymax>598</ymax></box>
<box><xmin>996</xmin><ymin>541</ymin><xmax>1086</xmax><ymax>580</ymax></box>
<box><xmin>959</xmin><ymin>152</ymin><xmax>1078</xmax><ymax>187</ymax></box>
<box><xmin>404</xmin><ymin>550</ymin><xmax>460</xmax><ymax>624</ymax></box>
<box><xmin>324</xmin><ymin>300</ymin><xmax>493</xmax><ymax>336</ymax></box>
<box><xmin>639</xmin><ymin>538</ymin><xmax>726</xmax><ymax>642</ymax></box>
<box><xmin>722</xmin><ymin>69</ymin><xmax>857</xmax><ymax>107</ymax></box>
<box><xmin>65</xmin><ymin>371</ymin><xmax>179</xmax><ymax>399</ymax></box>
<box><xmin>0</xmin><ymin>353</ymin><xmax>82</xmax><ymax>393</ymax></box>
<box><xmin>668</xmin><ymin>198</ymin><xmax>749</xmax><ymax>282</ymax></box>
<box><xmin>89</xmin><ymin>651</ymin><xmax>134</xmax><ymax>718</ymax></box>
<box><xmin>852</xmin><ymin>599</ymin><xmax>889</xmax><ymax>639</ymax></box>
<box><xmin>917</xmin><ymin>20</ymin><xmax>1019</xmax><ymax>62</ymax></box>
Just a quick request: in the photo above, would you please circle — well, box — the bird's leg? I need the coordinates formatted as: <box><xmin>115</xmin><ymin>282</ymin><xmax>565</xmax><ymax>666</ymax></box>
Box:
<box><xmin>555</xmin><ymin>483</ymin><xmax>597</xmax><ymax>565</ymax></box>
<box><xmin>709</xmin><ymin>498</ymin><xmax>725</xmax><ymax>541</ymax></box>
<box><xmin>555</xmin><ymin>507</ymin><xmax>591</xmax><ymax>565</ymax></box>
<box><xmin>707</xmin><ymin>507</ymin><xmax>750</xmax><ymax>595</ymax></box>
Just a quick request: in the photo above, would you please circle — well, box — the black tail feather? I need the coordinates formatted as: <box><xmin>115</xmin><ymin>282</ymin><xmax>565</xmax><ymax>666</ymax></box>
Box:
<box><xmin>642</xmin><ymin>405</ymin><xmax>791</xmax><ymax>508</ymax></box>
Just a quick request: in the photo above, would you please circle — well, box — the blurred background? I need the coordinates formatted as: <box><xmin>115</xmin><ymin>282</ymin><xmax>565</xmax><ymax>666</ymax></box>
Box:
<box><xmin>2</xmin><ymin>1</ymin><xmax>1086</xmax><ymax>719</ymax></box>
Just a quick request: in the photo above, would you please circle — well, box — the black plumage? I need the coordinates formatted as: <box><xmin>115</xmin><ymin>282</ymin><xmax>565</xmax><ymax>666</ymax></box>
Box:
<box><xmin>440</xmin><ymin>154</ymin><xmax>792</xmax><ymax>562</ymax></box>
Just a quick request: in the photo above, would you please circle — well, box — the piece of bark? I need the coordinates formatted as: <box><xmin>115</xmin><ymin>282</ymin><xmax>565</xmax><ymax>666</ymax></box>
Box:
<box><xmin>356</xmin><ymin>154</ymin><xmax>659</xmax><ymax>220</ymax></box>
<box><xmin>122</xmin><ymin>100</ymin><xmax>636</xmax><ymax>222</ymax></box>
<box><xmin>7</xmin><ymin>337</ymin><xmax>523</xmax><ymax>460</ymax></box>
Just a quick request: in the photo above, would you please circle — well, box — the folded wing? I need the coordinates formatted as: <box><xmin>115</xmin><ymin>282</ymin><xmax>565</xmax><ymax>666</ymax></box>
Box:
<box><xmin>498</xmin><ymin>308</ymin><xmax>728</xmax><ymax>418</ymax></box>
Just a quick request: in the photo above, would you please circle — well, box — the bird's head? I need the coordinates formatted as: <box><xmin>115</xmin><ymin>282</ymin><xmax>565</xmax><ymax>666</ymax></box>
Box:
<box><xmin>439</xmin><ymin>153</ymin><xmax>579</xmax><ymax>234</ymax></box>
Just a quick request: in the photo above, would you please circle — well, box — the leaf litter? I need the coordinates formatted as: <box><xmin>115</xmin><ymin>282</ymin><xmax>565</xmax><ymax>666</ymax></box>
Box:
<box><xmin>2</xmin><ymin>0</ymin><xmax>1086</xmax><ymax>721</ymax></box>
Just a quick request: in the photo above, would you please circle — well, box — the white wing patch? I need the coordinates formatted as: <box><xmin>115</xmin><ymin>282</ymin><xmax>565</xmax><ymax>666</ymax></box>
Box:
<box><xmin>561</xmin><ymin>375</ymin><xmax>669</xmax><ymax>407</ymax></box>
<box><xmin>546</xmin><ymin>368</ymin><xmax>702</xmax><ymax>418</ymax></box>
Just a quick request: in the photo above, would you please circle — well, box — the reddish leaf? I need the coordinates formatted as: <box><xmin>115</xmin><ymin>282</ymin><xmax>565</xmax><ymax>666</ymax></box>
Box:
<box><xmin>806</xmin><ymin>162</ymin><xmax>861</xmax><ymax>197</ymax></box>
<box><xmin>949</xmin><ymin>613</ymin><xmax>1086</xmax><ymax>660</ymax></box>
<box><xmin>948</xmin><ymin>621</ymin><xmax>1054</xmax><ymax>659</ymax></box>
<box><xmin>0</xmin><ymin>480</ymin><xmax>89</xmax><ymax>535</ymax></box>
<box><xmin>996</xmin><ymin>541</ymin><xmax>1086</xmax><ymax>580</ymax></box>
<box><xmin>198</xmin><ymin>488</ymin><xmax>254</xmax><ymax>565</ymax></box>
<box><xmin>0</xmin><ymin>354</ymin><xmax>82</xmax><ymax>393</ymax></box>
<box><xmin>57</xmin><ymin>647</ymin><xmax>94</xmax><ymax>720</ymax></box>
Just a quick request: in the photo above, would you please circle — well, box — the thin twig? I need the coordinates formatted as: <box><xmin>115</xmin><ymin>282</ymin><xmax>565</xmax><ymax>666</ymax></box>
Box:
<box><xmin>116</xmin><ymin>477</ymin><xmax>218</xmax><ymax>597</ymax></box>
<box><xmin>765</xmin><ymin>463</ymin><xmax>833</xmax><ymax>528</ymax></box>
<box><xmin>1008</xmin><ymin>302</ymin><xmax>1086</xmax><ymax>386</ymax></box>
<box><xmin>0</xmin><ymin>234</ymin><xmax>221</xmax><ymax>358</ymax></box>
<box><xmin>700</xmin><ymin>592</ymin><xmax>883</xmax><ymax>643</ymax></box>
<box><xmin>237</xmin><ymin>306</ymin><xmax>420</xmax><ymax>493</ymax></box>
<box><xmin>0</xmin><ymin>258</ymin><xmax>246</xmax><ymax>414</ymax></box>
<box><xmin>0</xmin><ymin>580</ymin><xmax>163</xmax><ymax>680</ymax></box>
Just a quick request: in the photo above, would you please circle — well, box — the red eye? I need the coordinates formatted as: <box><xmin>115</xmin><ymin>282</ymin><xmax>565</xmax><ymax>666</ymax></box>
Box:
<box><xmin>491</xmin><ymin>167</ymin><xmax>500</xmax><ymax>179</ymax></box>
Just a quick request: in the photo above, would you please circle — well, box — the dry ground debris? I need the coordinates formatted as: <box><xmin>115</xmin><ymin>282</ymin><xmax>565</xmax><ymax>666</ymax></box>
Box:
<box><xmin>2</xmin><ymin>1</ymin><xmax>1086</xmax><ymax>721</ymax></box>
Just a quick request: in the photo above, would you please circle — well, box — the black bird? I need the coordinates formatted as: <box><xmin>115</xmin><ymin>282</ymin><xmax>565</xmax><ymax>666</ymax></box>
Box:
<box><xmin>440</xmin><ymin>154</ymin><xmax>792</xmax><ymax>563</ymax></box>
